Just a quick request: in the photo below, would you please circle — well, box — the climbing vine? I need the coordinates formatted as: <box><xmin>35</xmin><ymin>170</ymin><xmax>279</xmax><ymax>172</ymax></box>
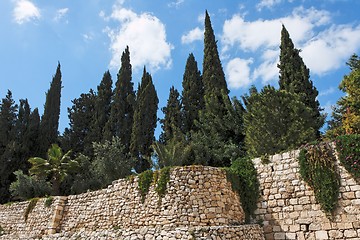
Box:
<box><xmin>24</xmin><ymin>198</ymin><xmax>39</xmax><ymax>221</ymax></box>
<box><xmin>155</xmin><ymin>166</ymin><xmax>171</xmax><ymax>198</ymax></box>
<box><xmin>298</xmin><ymin>142</ymin><xmax>339</xmax><ymax>215</ymax></box>
<box><xmin>137</xmin><ymin>170</ymin><xmax>153</xmax><ymax>203</ymax></box>
<box><xmin>335</xmin><ymin>134</ymin><xmax>360</xmax><ymax>180</ymax></box>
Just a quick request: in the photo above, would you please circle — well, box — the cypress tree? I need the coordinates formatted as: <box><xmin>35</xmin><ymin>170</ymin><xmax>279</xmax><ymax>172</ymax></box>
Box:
<box><xmin>87</xmin><ymin>71</ymin><xmax>113</xmax><ymax>146</ymax></box>
<box><xmin>182</xmin><ymin>53</ymin><xmax>204</xmax><ymax>135</ymax></box>
<box><xmin>130</xmin><ymin>67</ymin><xmax>159</xmax><ymax>173</ymax></box>
<box><xmin>28</xmin><ymin>108</ymin><xmax>41</xmax><ymax>158</ymax></box>
<box><xmin>278</xmin><ymin>25</ymin><xmax>324</xmax><ymax>136</ymax></box>
<box><xmin>159</xmin><ymin>86</ymin><xmax>182</xmax><ymax>143</ymax></box>
<box><xmin>0</xmin><ymin>90</ymin><xmax>18</xmax><ymax>203</ymax></box>
<box><xmin>202</xmin><ymin>10</ymin><xmax>229</xmax><ymax>98</ymax></box>
<box><xmin>40</xmin><ymin>62</ymin><xmax>62</xmax><ymax>156</ymax></box>
<box><xmin>61</xmin><ymin>90</ymin><xmax>96</xmax><ymax>156</ymax></box>
<box><xmin>104</xmin><ymin>46</ymin><xmax>135</xmax><ymax>152</ymax></box>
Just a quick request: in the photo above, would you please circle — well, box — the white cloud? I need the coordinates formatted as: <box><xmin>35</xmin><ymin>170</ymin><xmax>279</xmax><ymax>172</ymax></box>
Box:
<box><xmin>13</xmin><ymin>0</ymin><xmax>41</xmax><ymax>24</ymax></box>
<box><xmin>221</xmin><ymin>6</ymin><xmax>360</xmax><ymax>83</ymax></box>
<box><xmin>54</xmin><ymin>8</ymin><xmax>69</xmax><ymax>22</ymax></box>
<box><xmin>319</xmin><ymin>87</ymin><xmax>336</xmax><ymax>97</ymax></box>
<box><xmin>168</xmin><ymin>0</ymin><xmax>185</xmax><ymax>8</ymax></box>
<box><xmin>225</xmin><ymin>58</ymin><xmax>253</xmax><ymax>89</ymax></box>
<box><xmin>256</xmin><ymin>0</ymin><xmax>282</xmax><ymax>11</ymax></box>
<box><xmin>106</xmin><ymin>3</ymin><xmax>173</xmax><ymax>72</ymax></box>
<box><xmin>181</xmin><ymin>27</ymin><xmax>203</xmax><ymax>44</ymax></box>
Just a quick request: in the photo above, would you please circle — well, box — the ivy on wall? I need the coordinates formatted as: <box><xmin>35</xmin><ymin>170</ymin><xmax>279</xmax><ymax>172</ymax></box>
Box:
<box><xmin>298</xmin><ymin>142</ymin><xmax>339</xmax><ymax>215</ymax></box>
<box><xmin>336</xmin><ymin>134</ymin><xmax>360</xmax><ymax>180</ymax></box>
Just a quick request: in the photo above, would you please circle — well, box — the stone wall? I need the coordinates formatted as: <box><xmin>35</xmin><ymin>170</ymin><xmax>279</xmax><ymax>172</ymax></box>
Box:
<box><xmin>0</xmin><ymin>166</ymin><xmax>265</xmax><ymax>239</ymax></box>
<box><xmin>253</xmin><ymin>149</ymin><xmax>360</xmax><ymax>240</ymax></box>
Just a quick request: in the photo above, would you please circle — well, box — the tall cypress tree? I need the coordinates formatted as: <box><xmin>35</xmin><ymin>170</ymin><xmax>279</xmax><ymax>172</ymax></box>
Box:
<box><xmin>87</xmin><ymin>71</ymin><xmax>113</xmax><ymax>147</ymax></box>
<box><xmin>202</xmin><ymin>10</ymin><xmax>229</xmax><ymax>98</ymax></box>
<box><xmin>104</xmin><ymin>46</ymin><xmax>135</xmax><ymax>152</ymax></box>
<box><xmin>0</xmin><ymin>90</ymin><xmax>18</xmax><ymax>203</ymax></box>
<box><xmin>61</xmin><ymin>90</ymin><xmax>96</xmax><ymax>156</ymax></box>
<box><xmin>278</xmin><ymin>25</ymin><xmax>324</xmax><ymax>135</ymax></box>
<box><xmin>160</xmin><ymin>86</ymin><xmax>182</xmax><ymax>143</ymax></box>
<box><xmin>182</xmin><ymin>53</ymin><xmax>204</xmax><ymax>135</ymax></box>
<box><xmin>130</xmin><ymin>67</ymin><xmax>158</xmax><ymax>173</ymax></box>
<box><xmin>28</xmin><ymin>108</ymin><xmax>41</xmax><ymax>159</ymax></box>
<box><xmin>40</xmin><ymin>62</ymin><xmax>62</xmax><ymax>156</ymax></box>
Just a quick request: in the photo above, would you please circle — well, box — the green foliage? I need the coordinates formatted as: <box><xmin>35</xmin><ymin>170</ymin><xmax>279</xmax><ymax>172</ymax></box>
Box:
<box><xmin>92</xmin><ymin>137</ymin><xmax>132</xmax><ymax>189</ymax></box>
<box><xmin>10</xmin><ymin>170</ymin><xmax>51</xmax><ymax>201</ymax></box>
<box><xmin>137</xmin><ymin>170</ymin><xmax>153</xmax><ymax>203</ymax></box>
<box><xmin>278</xmin><ymin>25</ymin><xmax>324</xmax><ymax>136</ymax></box>
<box><xmin>335</xmin><ymin>134</ymin><xmax>360</xmax><ymax>179</ymax></box>
<box><xmin>155</xmin><ymin>167</ymin><xmax>171</xmax><ymax>198</ymax></box>
<box><xmin>225</xmin><ymin>157</ymin><xmax>260</xmax><ymax>223</ymax></box>
<box><xmin>243</xmin><ymin>85</ymin><xmax>317</xmax><ymax>157</ymax></box>
<box><xmin>192</xmin><ymin>93</ymin><xmax>245</xmax><ymax>167</ymax></box>
<box><xmin>28</xmin><ymin>144</ymin><xmax>80</xmax><ymax>196</ymax></box>
<box><xmin>159</xmin><ymin>86</ymin><xmax>182</xmax><ymax>144</ymax></box>
<box><xmin>24</xmin><ymin>198</ymin><xmax>39</xmax><ymax>221</ymax></box>
<box><xmin>327</xmin><ymin>54</ymin><xmax>360</xmax><ymax>137</ymax></box>
<box><xmin>39</xmin><ymin>63</ymin><xmax>62</xmax><ymax>156</ymax></box>
<box><xmin>130</xmin><ymin>68</ymin><xmax>158</xmax><ymax>173</ymax></box>
<box><xmin>44</xmin><ymin>196</ymin><xmax>54</xmax><ymax>207</ymax></box>
<box><xmin>181</xmin><ymin>53</ymin><xmax>204</xmax><ymax>135</ymax></box>
<box><xmin>298</xmin><ymin>142</ymin><xmax>339</xmax><ymax>215</ymax></box>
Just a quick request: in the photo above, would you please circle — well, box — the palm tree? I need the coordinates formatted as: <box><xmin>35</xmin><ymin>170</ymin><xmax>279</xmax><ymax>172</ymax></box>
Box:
<box><xmin>28</xmin><ymin>144</ymin><xmax>79</xmax><ymax>195</ymax></box>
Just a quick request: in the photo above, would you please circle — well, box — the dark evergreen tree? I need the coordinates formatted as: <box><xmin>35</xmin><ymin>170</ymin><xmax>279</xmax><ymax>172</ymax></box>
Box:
<box><xmin>243</xmin><ymin>85</ymin><xmax>316</xmax><ymax>157</ymax></box>
<box><xmin>130</xmin><ymin>67</ymin><xmax>158</xmax><ymax>173</ymax></box>
<box><xmin>278</xmin><ymin>25</ymin><xmax>324</xmax><ymax>136</ymax></box>
<box><xmin>61</xmin><ymin>90</ymin><xmax>96</xmax><ymax>156</ymax></box>
<box><xmin>202</xmin><ymin>10</ymin><xmax>228</xmax><ymax>98</ymax></box>
<box><xmin>159</xmin><ymin>86</ymin><xmax>182</xmax><ymax>144</ymax></box>
<box><xmin>0</xmin><ymin>90</ymin><xmax>18</xmax><ymax>203</ymax></box>
<box><xmin>181</xmin><ymin>53</ymin><xmax>204</xmax><ymax>135</ymax></box>
<box><xmin>40</xmin><ymin>62</ymin><xmax>62</xmax><ymax>156</ymax></box>
<box><xmin>28</xmin><ymin>108</ymin><xmax>41</xmax><ymax>159</ymax></box>
<box><xmin>88</xmin><ymin>71</ymin><xmax>113</xmax><ymax>145</ymax></box>
<box><xmin>104</xmin><ymin>47</ymin><xmax>135</xmax><ymax>153</ymax></box>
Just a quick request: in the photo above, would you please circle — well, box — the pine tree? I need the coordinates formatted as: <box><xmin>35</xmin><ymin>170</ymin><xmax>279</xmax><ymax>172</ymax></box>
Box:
<box><xmin>278</xmin><ymin>25</ymin><xmax>324</xmax><ymax>136</ymax></box>
<box><xmin>61</xmin><ymin>90</ymin><xmax>96</xmax><ymax>156</ymax></box>
<box><xmin>159</xmin><ymin>86</ymin><xmax>182</xmax><ymax>143</ymax></box>
<box><xmin>130</xmin><ymin>67</ymin><xmax>159</xmax><ymax>173</ymax></box>
<box><xmin>182</xmin><ymin>53</ymin><xmax>204</xmax><ymax>135</ymax></box>
<box><xmin>88</xmin><ymin>71</ymin><xmax>113</xmax><ymax>146</ymax></box>
<box><xmin>40</xmin><ymin>62</ymin><xmax>62</xmax><ymax>156</ymax></box>
<box><xmin>104</xmin><ymin>47</ymin><xmax>135</xmax><ymax>152</ymax></box>
<box><xmin>202</xmin><ymin>10</ymin><xmax>228</xmax><ymax>98</ymax></box>
<box><xmin>0</xmin><ymin>90</ymin><xmax>18</xmax><ymax>203</ymax></box>
<box><xmin>243</xmin><ymin>85</ymin><xmax>316</xmax><ymax>157</ymax></box>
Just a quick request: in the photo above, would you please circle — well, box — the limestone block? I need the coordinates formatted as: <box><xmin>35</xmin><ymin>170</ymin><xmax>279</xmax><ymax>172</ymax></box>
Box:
<box><xmin>344</xmin><ymin>229</ymin><xmax>357</xmax><ymax>238</ymax></box>
<box><xmin>315</xmin><ymin>231</ymin><xmax>328</xmax><ymax>239</ymax></box>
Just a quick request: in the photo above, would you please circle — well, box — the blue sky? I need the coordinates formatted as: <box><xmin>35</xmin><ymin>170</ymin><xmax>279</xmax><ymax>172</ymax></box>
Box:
<box><xmin>1</xmin><ymin>0</ymin><xmax>360</xmax><ymax>136</ymax></box>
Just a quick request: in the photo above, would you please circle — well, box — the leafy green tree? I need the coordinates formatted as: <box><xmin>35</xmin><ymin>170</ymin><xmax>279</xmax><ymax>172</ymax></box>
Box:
<box><xmin>327</xmin><ymin>54</ymin><xmax>360</xmax><ymax>137</ymax></box>
<box><xmin>104</xmin><ymin>46</ymin><xmax>135</xmax><ymax>153</ymax></box>
<box><xmin>92</xmin><ymin>137</ymin><xmax>132</xmax><ymax>188</ymax></box>
<box><xmin>130</xmin><ymin>67</ymin><xmax>159</xmax><ymax>173</ymax></box>
<box><xmin>39</xmin><ymin>63</ymin><xmax>62</xmax><ymax>156</ymax></box>
<box><xmin>61</xmin><ymin>90</ymin><xmax>96</xmax><ymax>156</ymax></box>
<box><xmin>28</xmin><ymin>144</ymin><xmax>80</xmax><ymax>196</ymax></box>
<box><xmin>10</xmin><ymin>170</ymin><xmax>51</xmax><ymax>201</ymax></box>
<box><xmin>202</xmin><ymin>11</ymin><xmax>228</xmax><ymax>98</ymax></box>
<box><xmin>243</xmin><ymin>85</ymin><xmax>316</xmax><ymax>157</ymax></box>
<box><xmin>87</xmin><ymin>71</ymin><xmax>113</xmax><ymax>145</ymax></box>
<box><xmin>159</xmin><ymin>86</ymin><xmax>182</xmax><ymax>143</ymax></box>
<box><xmin>278</xmin><ymin>25</ymin><xmax>324</xmax><ymax>136</ymax></box>
<box><xmin>181</xmin><ymin>53</ymin><xmax>204</xmax><ymax>136</ymax></box>
<box><xmin>0</xmin><ymin>90</ymin><xmax>18</xmax><ymax>203</ymax></box>
<box><xmin>192</xmin><ymin>92</ymin><xmax>245</xmax><ymax>167</ymax></box>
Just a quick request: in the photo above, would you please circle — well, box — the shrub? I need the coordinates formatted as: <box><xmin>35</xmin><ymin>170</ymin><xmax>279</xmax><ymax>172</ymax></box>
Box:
<box><xmin>335</xmin><ymin>134</ymin><xmax>360</xmax><ymax>180</ymax></box>
<box><xmin>225</xmin><ymin>157</ymin><xmax>260</xmax><ymax>223</ymax></box>
<box><xmin>10</xmin><ymin>170</ymin><xmax>51</xmax><ymax>201</ymax></box>
<box><xmin>298</xmin><ymin>142</ymin><xmax>339</xmax><ymax>215</ymax></box>
<box><xmin>138</xmin><ymin>170</ymin><xmax>153</xmax><ymax>203</ymax></box>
